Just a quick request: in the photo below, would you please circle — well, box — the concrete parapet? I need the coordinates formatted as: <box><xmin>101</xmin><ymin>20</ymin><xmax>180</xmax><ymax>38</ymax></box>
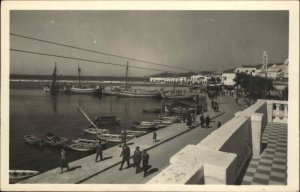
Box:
<box><xmin>251</xmin><ymin>113</ymin><xmax>264</xmax><ymax>158</ymax></box>
<box><xmin>149</xmin><ymin>145</ymin><xmax>236</xmax><ymax>184</ymax></box>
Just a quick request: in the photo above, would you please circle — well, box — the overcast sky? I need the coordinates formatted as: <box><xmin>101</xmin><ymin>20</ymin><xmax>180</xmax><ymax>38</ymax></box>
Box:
<box><xmin>10</xmin><ymin>11</ymin><xmax>288</xmax><ymax>77</ymax></box>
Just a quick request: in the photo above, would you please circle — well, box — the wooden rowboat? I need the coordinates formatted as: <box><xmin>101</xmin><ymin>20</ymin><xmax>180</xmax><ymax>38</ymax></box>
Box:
<box><xmin>66</xmin><ymin>138</ymin><xmax>107</xmax><ymax>152</ymax></box>
<box><xmin>83</xmin><ymin>127</ymin><xmax>109</xmax><ymax>135</ymax></box>
<box><xmin>97</xmin><ymin>133</ymin><xmax>135</xmax><ymax>143</ymax></box>
<box><xmin>24</xmin><ymin>135</ymin><xmax>43</xmax><ymax>145</ymax></box>
<box><xmin>9</xmin><ymin>170</ymin><xmax>39</xmax><ymax>183</ymax></box>
<box><xmin>131</xmin><ymin>121</ymin><xmax>158</xmax><ymax>129</ymax></box>
<box><xmin>44</xmin><ymin>133</ymin><xmax>69</xmax><ymax>147</ymax></box>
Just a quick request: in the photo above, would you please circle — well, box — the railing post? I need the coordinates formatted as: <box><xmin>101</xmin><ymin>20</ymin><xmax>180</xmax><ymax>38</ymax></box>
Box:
<box><xmin>266</xmin><ymin>100</ymin><xmax>273</xmax><ymax>123</ymax></box>
<box><xmin>251</xmin><ymin>113</ymin><xmax>264</xmax><ymax>158</ymax></box>
<box><xmin>273</xmin><ymin>103</ymin><xmax>281</xmax><ymax>122</ymax></box>
<box><xmin>283</xmin><ymin>104</ymin><xmax>288</xmax><ymax>123</ymax></box>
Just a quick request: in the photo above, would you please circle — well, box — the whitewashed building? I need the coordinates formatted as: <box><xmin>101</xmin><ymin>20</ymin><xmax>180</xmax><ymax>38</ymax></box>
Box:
<box><xmin>221</xmin><ymin>69</ymin><xmax>236</xmax><ymax>87</ymax></box>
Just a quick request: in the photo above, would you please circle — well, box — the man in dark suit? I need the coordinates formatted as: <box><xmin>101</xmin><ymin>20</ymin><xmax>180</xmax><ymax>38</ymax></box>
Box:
<box><xmin>142</xmin><ymin>150</ymin><xmax>149</xmax><ymax>177</ymax></box>
<box><xmin>95</xmin><ymin>139</ymin><xmax>103</xmax><ymax>162</ymax></box>
<box><xmin>119</xmin><ymin>144</ymin><xmax>130</xmax><ymax>170</ymax></box>
<box><xmin>133</xmin><ymin>146</ymin><xmax>141</xmax><ymax>173</ymax></box>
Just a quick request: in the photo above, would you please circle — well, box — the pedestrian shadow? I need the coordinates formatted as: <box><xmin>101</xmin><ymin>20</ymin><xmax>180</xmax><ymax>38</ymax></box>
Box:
<box><xmin>146</xmin><ymin>167</ymin><xmax>159</xmax><ymax>176</ymax></box>
<box><xmin>97</xmin><ymin>156</ymin><xmax>113</xmax><ymax>162</ymax></box>
<box><xmin>154</xmin><ymin>140</ymin><xmax>160</xmax><ymax>142</ymax></box>
<box><xmin>65</xmin><ymin>165</ymin><xmax>82</xmax><ymax>172</ymax></box>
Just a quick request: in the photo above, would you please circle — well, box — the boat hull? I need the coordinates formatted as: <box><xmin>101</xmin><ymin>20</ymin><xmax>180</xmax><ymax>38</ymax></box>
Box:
<box><xmin>9</xmin><ymin>170</ymin><xmax>39</xmax><ymax>183</ymax></box>
<box><xmin>117</xmin><ymin>90</ymin><xmax>161</xmax><ymax>98</ymax></box>
<box><xmin>83</xmin><ymin>128</ymin><xmax>109</xmax><ymax>135</ymax></box>
<box><xmin>131</xmin><ymin>121</ymin><xmax>158</xmax><ymax>129</ymax></box>
<box><xmin>160</xmin><ymin>90</ymin><xmax>196</xmax><ymax>100</ymax></box>
<box><xmin>70</xmin><ymin>87</ymin><xmax>97</xmax><ymax>94</ymax></box>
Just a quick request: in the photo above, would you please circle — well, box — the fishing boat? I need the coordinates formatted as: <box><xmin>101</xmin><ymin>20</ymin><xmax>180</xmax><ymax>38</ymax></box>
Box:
<box><xmin>70</xmin><ymin>65</ymin><xmax>101</xmax><ymax>94</ymax></box>
<box><xmin>142</xmin><ymin>107</ymin><xmax>161</xmax><ymax>113</ymax></box>
<box><xmin>91</xmin><ymin>115</ymin><xmax>121</xmax><ymax>126</ymax></box>
<box><xmin>97</xmin><ymin>133</ymin><xmax>135</xmax><ymax>143</ymax></box>
<box><xmin>24</xmin><ymin>135</ymin><xmax>43</xmax><ymax>145</ymax></box>
<box><xmin>159</xmin><ymin>115</ymin><xmax>182</xmax><ymax>122</ymax></box>
<box><xmin>160</xmin><ymin>90</ymin><xmax>196</xmax><ymax>100</ymax></box>
<box><xmin>125</xmin><ymin>130</ymin><xmax>147</xmax><ymax>137</ymax></box>
<box><xmin>131</xmin><ymin>121</ymin><xmax>158</xmax><ymax>129</ymax></box>
<box><xmin>9</xmin><ymin>170</ymin><xmax>39</xmax><ymax>183</ymax></box>
<box><xmin>116</xmin><ymin>62</ymin><xmax>161</xmax><ymax>98</ymax></box>
<box><xmin>43</xmin><ymin>63</ymin><xmax>60</xmax><ymax>95</ymax></box>
<box><xmin>83</xmin><ymin>127</ymin><xmax>109</xmax><ymax>135</ymax></box>
<box><xmin>44</xmin><ymin>133</ymin><xmax>69</xmax><ymax>147</ymax></box>
<box><xmin>103</xmin><ymin>86</ymin><xmax>120</xmax><ymax>96</ymax></box>
<box><xmin>66</xmin><ymin>138</ymin><xmax>107</xmax><ymax>152</ymax></box>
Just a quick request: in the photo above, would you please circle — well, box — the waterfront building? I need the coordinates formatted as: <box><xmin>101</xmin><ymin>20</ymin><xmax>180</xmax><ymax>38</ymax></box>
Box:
<box><xmin>221</xmin><ymin>69</ymin><xmax>236</xmax><ymax>89</ymax></box>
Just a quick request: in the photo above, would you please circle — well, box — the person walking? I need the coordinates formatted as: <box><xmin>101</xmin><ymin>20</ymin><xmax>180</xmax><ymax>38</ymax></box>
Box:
<box><xmin>186</xmin><ymin>112</ymin><xmax>192</xmax><ymax>126</ymax></box>
<box><xmin>182</xmin><ymin>109</ymin><xmax>186</xmax><ymax>123</ymax></box>
<box><xmin>119</xmin><ymin>144</ymin><xmax>130</xmax><ymax>170</ymax></box>
<box><xmin>133</xmin><ymin>146</ymin><xmax>141</xmax><ymax>173</ymax></box>
<box><xmin>200</xmin><ymin>114</ymin><xmax>205</xmax><ymax>128</ymax></box>
<box><xmin>153</xmin><ymin>131</ymin><xmax>157</xmax><ymax>143</ymax></box>
<box><xmin>216</xmin><ymin>102</ymin><xmax>219</xmax><ymax>112</ymax></box>
<box><xmin>205</xmin><ymin>115</ymin><xmax>210</xmax><ymax>128</ymax></box>
<box><xmin>211</xmin><ymin>100</ymin><xmax>214</xmax><ymax>108</ymax></box>
<box><xmin>95</xmin><ymin>139</ymin><xmax>103</xmax><ymax>162</ymax></box>
<box><xmin>141</xmin><ymin>150</ymin><xmax>149</xmax><ymax>177</ymax></box>
<box><xmin>218</xmin><ymin>122</ymin><xmax>222</xmax><ymax>128</ymax></box>
<box><xmin>60</xmin><ymin>147</ymin><xmax>70</xmax><ymax>173</ymax></box>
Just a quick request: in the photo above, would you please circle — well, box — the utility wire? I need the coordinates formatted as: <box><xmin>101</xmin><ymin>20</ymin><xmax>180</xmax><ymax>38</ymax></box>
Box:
<box><xmin>10</xmin><ymin>48</ymin><xmax>169</xmax><ymax>73</ymax></box>
<box><xmin>11</xmin><ymin>33</ymin><xmax>192</xmax><ymax>71</ymax></box>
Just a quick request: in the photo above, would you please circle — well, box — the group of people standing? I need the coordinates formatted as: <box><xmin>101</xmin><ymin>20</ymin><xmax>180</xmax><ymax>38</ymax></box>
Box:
<box><xmin>120</xmin><ymin>145</ymin><xmax>150</xmax><ymax>177</ymax></box>
<box><xmin>199</xmin><ymin>114</ymin><xmax>211</xmax><ymax>128</ymax></box>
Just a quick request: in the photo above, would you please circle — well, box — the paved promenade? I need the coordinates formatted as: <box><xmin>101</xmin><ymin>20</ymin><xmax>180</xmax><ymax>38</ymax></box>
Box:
<box><xmin>242</xmin><ymin>123</ymin><xmax>287</xmax><ymax>185</ymax></box>
<box><xmin>21</xmin><ymin>95</ymin><xmax>245</xmax><ymax>184</ymax></box>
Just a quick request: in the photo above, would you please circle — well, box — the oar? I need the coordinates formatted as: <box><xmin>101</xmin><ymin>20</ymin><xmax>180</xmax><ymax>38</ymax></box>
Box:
<box><xmin>76</xmin><ymin>104</ymin><xmax>102</xmax><ymax>140</ymax></box>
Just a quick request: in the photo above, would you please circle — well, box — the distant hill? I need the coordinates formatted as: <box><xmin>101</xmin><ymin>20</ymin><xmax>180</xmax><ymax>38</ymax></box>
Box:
<box><xmin>10</xmin><ymin>74</ymin><xmax>149</xmax><ymax>81</ymax></box>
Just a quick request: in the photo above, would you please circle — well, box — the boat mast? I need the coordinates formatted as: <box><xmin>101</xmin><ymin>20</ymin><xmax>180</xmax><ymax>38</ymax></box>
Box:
<box><xmin>125</xmin><ymin>61</ymin><xmax>129</xmax><ymax>89</ymax></box>
<box><xmin>78</xmin><ymin>64</ymin><xmax>81</xmax><ymax>88</ymax></box>
<box><xmin>51</xmin><ymin>62</ymin><xmax>57</xmax><ymax>88</ymax></box>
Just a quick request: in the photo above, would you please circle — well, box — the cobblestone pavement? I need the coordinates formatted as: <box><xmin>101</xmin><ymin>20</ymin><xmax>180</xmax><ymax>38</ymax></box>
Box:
<box><xmin>242</xmin><ymin>123</ymin><xmax>287</xmax><ymax>185</ymax></box>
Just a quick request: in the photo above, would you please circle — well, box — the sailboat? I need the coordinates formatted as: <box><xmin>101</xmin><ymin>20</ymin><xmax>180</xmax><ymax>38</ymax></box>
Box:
<box><xmin>43</xmin><ymin>63</ymin><xmax>60</xmax><ymax>95</ymax></box>
<box><xmin>70</xmin><ymin>65</ymin><xmax>101</xmax><ymax>94</ymax></box>
<box><xmin>116</xmin><ymin>62</ymin><xmax>161</xmax><ymax>98</ymax></box>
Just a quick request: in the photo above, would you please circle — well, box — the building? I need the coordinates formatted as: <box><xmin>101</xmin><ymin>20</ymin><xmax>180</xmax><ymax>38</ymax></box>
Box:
<box><xmin>221</xmin><ymin>69</ymin><xmax>236</xmax><ymax>88</ymax></box>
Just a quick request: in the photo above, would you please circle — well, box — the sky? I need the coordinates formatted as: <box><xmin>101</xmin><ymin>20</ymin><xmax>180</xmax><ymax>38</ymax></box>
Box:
<box><xmin>10</xmin><ymin>11</ymin><xmax>288</xmax><ymax>77</ymax></box>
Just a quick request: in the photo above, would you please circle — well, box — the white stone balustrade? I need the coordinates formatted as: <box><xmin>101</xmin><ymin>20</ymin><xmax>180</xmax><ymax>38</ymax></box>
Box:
<box><xmin>147</xmin><ymin>99</ymin><xmax>287</xmax><ymax>185</ymax></box>
<box><xmin>261</xmin><ymin>100</ymin><xmax>288</xmax><ymax>124</ymax></box>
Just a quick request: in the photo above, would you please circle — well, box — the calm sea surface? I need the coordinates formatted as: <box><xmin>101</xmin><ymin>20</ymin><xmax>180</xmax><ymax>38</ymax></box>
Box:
<box><xmin>9</xmin><ymin>87</ymin><xmax>205</xmax><ymax>173</ymax></box>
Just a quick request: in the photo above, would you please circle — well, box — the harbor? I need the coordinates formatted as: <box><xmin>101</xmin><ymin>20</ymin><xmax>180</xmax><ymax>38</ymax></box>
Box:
<box><xmin>19</xmin><ymin>94</ymin><xmax>242</xmax><ymax>184</ymax></box>
<box><xmin>3</xmin><ymin>6</ymin><xmax>297</xmax><ymax>192</ymax></box>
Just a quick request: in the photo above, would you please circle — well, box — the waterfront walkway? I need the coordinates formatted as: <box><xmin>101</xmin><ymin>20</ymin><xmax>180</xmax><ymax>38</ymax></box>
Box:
<box><xmin>241</xmin><ymin>123</ymin><xmax>287</xmax><ymax>185</ymax></box>
<box><xmin>21</xmin><ymin>95</ymin><xmax>245</xmax><ymax>184</ymax></box>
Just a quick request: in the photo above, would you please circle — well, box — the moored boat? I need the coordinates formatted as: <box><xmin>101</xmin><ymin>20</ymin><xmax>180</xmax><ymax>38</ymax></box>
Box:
<box><xmin>9</xmin><ymin>170</ymin><xmax>39</xmax><ymax>183</ymax></box>
<box><xmin>117</xmin><ymin>89</ymin><xmax>161</xmax><ymax>98</ymax></box>
<box><xmin>125</xmin><ymin>130</ymin><xmax>147</xmax><ymax>137</ymax></box>
<box><xmin>97</xmin><ymin>133</ymin><xmax>135</xmax><ymax>143</ymax></box>
<box><xmin>160</xmin><ymin>90</ymin><xmax>196</xmax><ymax>100</ymax></box>
<box><xmin>70</xmin><ymin>86</ymin><xmax>98</xmax><ymax>94</ymax></box>
<box><xmin>66</xmin><ymin>138</ymin><xmax>107</xmax><ymax>152</ymax></box>
<box><xmin>83</xmin><ymin>127</ymin><xmax>109</xmax><ymax>135</ymax></box>
<box><xmin>131</xmin><ymin>121</ymin><xmax>158</xmax><ymax>129</ymax></box>
<box><xmin>44</xmin><ymin>133</ymin><xmax>69</xmax><ymax>147</ymax></box>
<box><xmin>24</xmin><ymin>135</ymin><xmax>43</xmax><ymax>145</ymax></box>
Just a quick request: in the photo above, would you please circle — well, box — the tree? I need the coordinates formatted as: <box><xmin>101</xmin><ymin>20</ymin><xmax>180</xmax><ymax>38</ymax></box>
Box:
<box><xmin>234</xmin><ymin>73</ymin><xmax>273</xmax><ymax>106</ymax></box>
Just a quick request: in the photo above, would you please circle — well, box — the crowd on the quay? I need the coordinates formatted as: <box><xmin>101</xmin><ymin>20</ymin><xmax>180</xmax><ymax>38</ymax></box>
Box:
<box><xmin>59</xmin><ymin>131</ymin><xmax>152</xmax><ymax>177</ymax></box>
